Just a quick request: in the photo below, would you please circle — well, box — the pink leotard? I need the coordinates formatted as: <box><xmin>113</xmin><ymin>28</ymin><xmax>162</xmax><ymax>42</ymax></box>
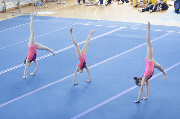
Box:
<box><xmin>78</xmin><ymin>52</ymin><xmax>86</xmax><ymax>69</ymax></box>
<box><xmin>143</xmin><ymin>57</ymin><xmax>154</xmax><ymax>80</ymax></box>
<box><xmin>27</xmin><ymin>43</ymin><xmax>37</xmax><ymax>62</ymax></box>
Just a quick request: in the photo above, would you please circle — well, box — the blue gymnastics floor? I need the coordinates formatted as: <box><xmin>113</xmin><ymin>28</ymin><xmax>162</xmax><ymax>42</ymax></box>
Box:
<box><xmin>0</xmin><ymin>15</ymin><xmax>180</xmax><ymax>119</ymax></box>
<box><xmin>158</xmin><ymin>10</ymin><xmax>180</xmax><ymax>22</ymax></box>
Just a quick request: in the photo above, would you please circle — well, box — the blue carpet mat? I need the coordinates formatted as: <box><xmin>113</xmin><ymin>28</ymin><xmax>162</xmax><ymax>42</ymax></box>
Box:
<box><xmin>0</xmin><ymin>15</ymin><xmax>180</xmax><ymax>119</ymax></box>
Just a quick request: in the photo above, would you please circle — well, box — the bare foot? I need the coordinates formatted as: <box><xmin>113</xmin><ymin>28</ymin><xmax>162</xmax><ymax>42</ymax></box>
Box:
<box><xmin>134</xmin><ymin>100</ymin><xmax>141</xmax><ymax>103</ymax></box>
<box><xmin>138</xmin><ymin>9</ymin><xmax>142</xmax><ymax>13</ymax></box>
<box><xmin>86</xmin><ymin>80</ymin><xmax>91</xmax><ymax>83</ymax></box>
<box><xmin>164</xmin><ymin>72</ymin><xmax>167</xmax><ymax>80</ymax></box>
<box><xmin>91</xmin><ymin>30</ymin><xmax>96</xmax><ymax>34</ymax></box>
<box><xmin>30</xmin><ymin>73</ymin><xmax>35</xmax><ymax>75</ymax></box>
<box><xmin>149</xmin><ymin>9</ymin><xmax>153</xmax><ymax>13</ymax></box>
<box><xmin>69</xmin><ymin>28</ymin><xmax>73</xmax><ymax>33</ymax></box>
<box><xmin>23</xmin><ymin>76</ymin><xmax>27</xmax><ymax>78</ymax></box>
<box><xmin>141</xmin><ymin>97</ymin><xmax>147</xmax><ymax>100</ymax></box>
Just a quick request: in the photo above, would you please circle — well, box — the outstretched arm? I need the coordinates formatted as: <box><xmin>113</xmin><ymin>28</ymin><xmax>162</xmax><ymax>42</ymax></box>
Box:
<box><xmin>74</xmin><ymin>66</ymin><xmax>79</xmax><ymax>85</ymax></box>
<box><xmin>30</xmin><ymin>60</ymin><xmax>38</xmax><ymax>75</ymax></box>
<box><xmin>134</xmin><ymin>76</ymin><xmax>147</xmax><ymax>103</ymax></box>
<box><xmin>86</xmin><ymin>66</ymin><xmax>91</xmax><ymax>83</ymax></box>
<box><xmin>23</xmin><ymin>59</ymin><xmax>29</xmax><ymax>78</ymax></box>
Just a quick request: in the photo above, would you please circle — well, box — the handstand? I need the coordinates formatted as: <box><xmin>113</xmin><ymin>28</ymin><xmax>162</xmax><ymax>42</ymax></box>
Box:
<box><xmin>134</xmin><ymin>22</ymin><xmax>167</xmax><ymax>103</ymax></box>
<box><xmin>69</xmin><ymin>28</ymin><xmax>96</xmax><ymax>85</ymax></box>
<box><xmin>23</xmin><ymin>13</ymin><xmax>55</xmax><ymax>78</ymax></box>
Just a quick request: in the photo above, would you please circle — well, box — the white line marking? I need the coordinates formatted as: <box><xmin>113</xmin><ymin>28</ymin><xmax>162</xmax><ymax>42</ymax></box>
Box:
<box><xmin>0</xmin><ymin>73</ymin><xmax>74</xmax><ymax>108</ymax></box>
<box><xmin>0</xmin><ymin>27</ymin><xmax>126</xmax><ymax>75</ymax></box>
<box><xmin>95</xmin><ymin>25</ymin><xmax>103</xmax><ymax>26</ymax></box>
<box><xmin>83</xmin><ymin>24</ymin><xmax>90</xmax><ymax>25</ymax></box>
<box><xmin>131</xmin><ymin>23</ymin><xmax>143</xmax><ymax>28</ymax></box>
<box><xmin>47</xmin><ymin>3</ymin><xmax>74</xmax><ymax>12</ymax></box>
<box><xmin>155</xmin><ymin>30</ymin><xmax>162</xmax><ymax>32</ymax></box>
<box><xmin>0</xmin><ymin>21</ymin><xmax>95</xmax><ymax>50</ymax></box>
<box><xmin>71</xmin><ymin>61</ymin><xmax>180</xmax><ymax>119</ymax></box>
<box><xmin>151</xmin><ymin>9</ymin><xmax>174</xmax><ymax>23</ymax></box>
<box><xmin>0</xmin><ymin>17</ymin><xmax>55</xmax><ymax>33</ymax></box>
<box><xmin>167</xmin><ymin>31</ymin><xmax>175</xmax><ymax>32</ymax></box>
<box><xmin>0</xmin><ymin>30</ymin><xmax>173</xmax><ymax>108</ymax></box>
<box><xmin>0</xmin><ymin>20</ymin><xmax>97</xmax><ymax>50</ymax></box>
<box><xmin>107</xmin><ymin>26</ymin><xmax>116</xmax><ymax>27</ymax></box>
<box><xmin>95</xmin><ymin>6</ymin><xmax>100</xmax><ymax>20</ymax></box>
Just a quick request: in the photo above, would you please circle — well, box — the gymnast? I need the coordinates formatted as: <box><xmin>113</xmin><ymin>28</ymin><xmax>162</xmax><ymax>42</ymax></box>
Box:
<box><xmin>23</xmin><ymin>13</ymin><xmax>55</xmax><ymax>78</ymax></box>
<box><xmin>69</xmin><ymin>28</ymin><xmax>96</xmax><ymax>85</ymax></box>
<box><xmin>134</xmin><ymin>22</ymin><xmax>167</xmax><ymax>103</ymax></box>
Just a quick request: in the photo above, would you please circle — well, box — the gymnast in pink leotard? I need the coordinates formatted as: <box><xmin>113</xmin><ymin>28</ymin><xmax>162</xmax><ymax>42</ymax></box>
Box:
<box><xmin>78</xmin><ymin>52</ymin><xmax>87</xmax><ymax>69</ymax></box>
<box><xmin>143</xmin><ymin>57</ymin><xmax>154</xmax><ymax>80</ymax></box>
<box><xmin>69</xmin><ymin>28</ymin><xmax>96</xmax><ymax>85</ymax></box>
<box><xmin>134</xmin><ymin>22</ymin><xmax>167</xmax><ymax>103</ymax></box>
<box><xmin>23</xmin><ymin>13</ymin><xmax>55</xmax><ymax>79</ymax></box>
<box><xmin>27</xmin><ymin>43</ymin><xmax>37</xmax><ymax>62</ymax></box>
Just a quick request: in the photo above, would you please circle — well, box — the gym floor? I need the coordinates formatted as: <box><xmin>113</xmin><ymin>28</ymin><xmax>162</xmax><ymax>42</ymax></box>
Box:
<box><xmin>0</xmin><ymin>0</ymin><xmax>180</xmax><ymax>119</ymax></box>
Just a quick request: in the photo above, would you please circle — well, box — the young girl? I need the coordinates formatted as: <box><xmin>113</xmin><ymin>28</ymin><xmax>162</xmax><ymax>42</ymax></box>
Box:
<box><xmin>23</xmin><ymin>13</ymin><xmax>55</xmax><ymax>79</ymax></box>
<box><xmin>69</xmin><ymin>28</ymin><xmax>96</xmax><ymax>85</ymax></box>
<box><xmin>134</xmin><ymin>22</ymin><xmax>167</xmax><ymax>103</ymax></box>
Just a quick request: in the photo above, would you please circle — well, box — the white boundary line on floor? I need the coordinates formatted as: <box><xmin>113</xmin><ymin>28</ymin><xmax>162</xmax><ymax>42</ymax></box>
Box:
<box><xmin>151</xmin><ymin>9</ymin><xmax>174</xmax><ymax>23</ymax></box>
<box><xmin>71</xmin><ymin>61</ymin><xmax>180</xmax><ymax>119</ymax></box>
<box><xmin>0</xmin><ymin>30</ymin><xmax>173</xmax><ymax>108</ymax></box>
<box><xmin>0</xmin><ymin>26</ymin><xmax>126</xmax><ymax>75</ymax></box>
<box><xmin>0</xmin><ymin>20</ymin><xmax>96</xmax><ymax>50</ymax></box>
<box><xmin>95</xmin><ymin>6</ymin><xmax>100</xmax><ymax>20</ymax></box>
<box><xmin>0</xmin><ymin>17</ymin><xmax>56</xmax><ymax>33</ymax></box>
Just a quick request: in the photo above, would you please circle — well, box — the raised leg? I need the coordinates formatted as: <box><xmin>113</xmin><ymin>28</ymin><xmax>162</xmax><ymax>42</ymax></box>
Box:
<box><xmin>36</xmin><ymin>43</ymin><xmax>55</xmax><ymax>55</ymax></box>
<box><xmin>69</xmin><ymin>28</ymin><xmax>82</xmax><ymax>58</ymax></box>
<box><xmin>146</xmin><ymin>22</ymin><xmax>153</xmax><ymax>62</ymax></box>
<box><xmin>154</xmin><ymin>60</ymin><xmax>167</xmax><ymax>80</ymax></box>
<box><xmin>82</xmin><ymin>30</ymin><xmax>96</xmax><ymax>54</ymax></box>
<box><xmin>28</xmin><ymin>13</ymin><xmax>35</xmax><ymax>47</ymax></box>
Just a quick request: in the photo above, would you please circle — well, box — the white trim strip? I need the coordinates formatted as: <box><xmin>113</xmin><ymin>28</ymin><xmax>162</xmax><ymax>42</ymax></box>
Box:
<box><xmin>0</xmin><ymin>17</ymin><xmax>56</xmax><ymax>33</ymax></box>
<box><xmin>0</xmin><ymin>30</ymin><xmax>173</xmax><ymax>108</ymax></box>
<box><xmin>0</xmin><ymin>20</ymin><xmax>97</xmax><ymax>50</ymax></box>
<box><xmin>0</xmin><ymin>26</ymin><xmax>126</xmax><ymax>75</ymax></box>
<box><xmin>95</xmin><ymin>6</ymin><xmax>100</xmax><ymax>20</ymax></box>
<box><xmin>71</xmin><ymin>61</ymin><xmax>180</xmax><ymax>119</ymax></box>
